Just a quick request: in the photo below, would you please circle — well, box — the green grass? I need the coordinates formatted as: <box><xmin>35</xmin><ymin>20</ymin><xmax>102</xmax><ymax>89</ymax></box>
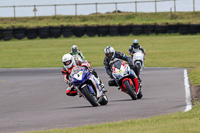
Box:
<box><xmin>0</xmin><ymin>12</ymin><xmax>200</xmax><ymax>28</ymax></box>
<box><xmin>28</xmin><ymin>103</ymin><xmax>200</xmax><ymax>133</ymax></box>
<box><xmin>1</xmin><ymin>34</ymin><xmax>200</xmax><ymax>85</ymax></box>
<box><xmin>1</xmin><ymin>34</ymin><xmax>200</xmax><ymax>133</ymax></box>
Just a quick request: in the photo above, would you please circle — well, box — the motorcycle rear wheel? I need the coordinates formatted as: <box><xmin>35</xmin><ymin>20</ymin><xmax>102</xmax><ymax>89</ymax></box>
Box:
<box><xmin>124</xmin><ymin>80</ymin><xmax>137</xmax><ymax>100</ymax></box>
<box><xmin>82</xmin><ymin>86</ymin><xmax>99</xmax><ymax>107</ymax></box>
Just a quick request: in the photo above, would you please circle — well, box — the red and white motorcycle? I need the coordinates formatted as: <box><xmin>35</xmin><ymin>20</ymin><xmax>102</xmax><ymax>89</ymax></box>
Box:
<box><xmin>110</xmin><ymin>59</ymin><xmax>143</xmax><ymax>100</ymax></box>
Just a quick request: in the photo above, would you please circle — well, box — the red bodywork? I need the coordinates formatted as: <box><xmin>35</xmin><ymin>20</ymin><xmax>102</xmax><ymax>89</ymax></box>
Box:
<box><xmin>120</xmin><ymin>78</ymin><xmax>139</xmax><ymax>94</ymax></box>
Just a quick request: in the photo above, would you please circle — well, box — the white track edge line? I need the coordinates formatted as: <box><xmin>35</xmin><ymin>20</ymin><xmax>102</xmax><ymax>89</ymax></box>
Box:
<box><xmin>184</xmin><ymin>69</ymin><xmax>192</xmax><ymax>112</ymax></box>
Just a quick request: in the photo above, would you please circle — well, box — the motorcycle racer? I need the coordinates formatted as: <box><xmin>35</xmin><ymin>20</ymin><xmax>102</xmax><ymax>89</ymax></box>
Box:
<box><xmin>128</xmin><ymin>39</ymin><xmax>146</xmax><ymax>56</ymax></box>
<box><xmin>69</xmin><ymin>45</ymin><xmax>85</xmax><ymax>60</ymax></box>
<box><xmin>128</xmin><ymin>39</ymin><xmax>146</xmax><ymax>81</ymax></box>
<box><xmin>61</xmin><ymin>54</ymin><xmax>106</xmax><ymax>96</ymax></box>
<box><xmin>103</xmin><ymin>46</ymin><xmax>140</xmax><ymax>91</ymax></box>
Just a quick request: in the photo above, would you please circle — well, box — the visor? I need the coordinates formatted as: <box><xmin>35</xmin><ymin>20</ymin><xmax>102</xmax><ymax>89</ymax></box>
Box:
<box><xmin>72</xmin><ymin>49</ymin><xmax>77</xmax><ymax>53</ymax></box>
<box><xmin>64</xmin><ymin>60</ymin><xmax>72</xmax><ymax>65</ymax></box>
<box><xmin>106</xmin><ymin>53</ymin><xmax>113</xmax><ymax>58</ymax></box>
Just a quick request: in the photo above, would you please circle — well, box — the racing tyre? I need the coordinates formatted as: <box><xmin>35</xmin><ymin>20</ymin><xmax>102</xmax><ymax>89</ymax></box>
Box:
<box><xmin>124</xmin><ymin>80</ymin><xmax>137</xmax><ymax>100</ymax></box>
<box><xmin>82</xmin><ymin>86</ymin><xmax>99</xmax><ymax>107</ymax></box>
<box><xmin>137</xmin><ymin>89</ymin><xmax>143</xmax><ymax>99</ymax></box>
<box><xmin>99</xmin><ymin>94</ymin><xmax>108</xmax><ymax>105</ymax></box>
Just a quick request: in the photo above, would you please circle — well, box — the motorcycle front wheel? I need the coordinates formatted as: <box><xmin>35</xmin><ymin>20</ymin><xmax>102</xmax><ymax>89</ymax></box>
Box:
<box><xmin>123</xmin><ymin>80</ymin><xmax>137</xmax><ymax>100</ymax></box>
<box><xmin>82</xmin><ymin>86</ymin><xmax>99</xmax><ymax>107</ymax></box>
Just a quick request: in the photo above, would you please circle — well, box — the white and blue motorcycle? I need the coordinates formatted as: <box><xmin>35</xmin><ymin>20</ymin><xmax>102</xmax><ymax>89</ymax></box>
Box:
<box><xmin>70</xmin><ymin>66</ymin><xmax>108</xmax><ymax>107</ymax></box>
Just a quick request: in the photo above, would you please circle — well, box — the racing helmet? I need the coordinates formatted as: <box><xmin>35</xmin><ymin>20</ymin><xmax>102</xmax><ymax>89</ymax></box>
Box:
<box><xmin>104</xmin><ymin>46</ymin><xmax>115</xmax><ymax>60</ymax></box>
<box><xmin>71</xmin><ymin>45</ymin><xmax>78</xmax><ymax>54</ymax></box>
<box><xmin>132</xmin><ymin>39</ymin><xmax>139</xmax><ymax>48</ymax></box>
<box><xmin>62</xmin><ymin>54</ymin><xmax>75</xmax><ymax>69</ymax></box>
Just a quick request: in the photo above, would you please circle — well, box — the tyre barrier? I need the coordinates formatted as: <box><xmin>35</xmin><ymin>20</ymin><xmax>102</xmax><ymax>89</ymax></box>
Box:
<box><xmin>26</xmin><ymin>28</ymin><xmax>38</xmax><ymax>39</ymax></box>
<box><xmin>38</xmin><ymin>27</ymin><xmax>50</xmax><ymax>39</ymax></box>
<box><xmin>50</xmin><ymin>27</ymin><xmax>62</xmax><ymax>38</ymax></box>
<box><xmin>1</xmin><ymin>24</ymin><xmax>200</xmax><ymax>41</ymax></box>
<box><xmin>143</xmin><ymin>24</ymin><xmax>155</xmax><ymax>35</ymax></box>
<box><xmin>189</xmin><ymin>24</ymin><xmax>200</xmax><ymax>34</ymax></box>
<box><xmin>86</xmin><ymin>26</ymin><xmax>97</xmax><ymax>37</ymax></box>
<box><xmin>1</xmin><ymin>28</ymin><xmax>13</xmax><ymax>41</ymax></box>
<box><xmin>62</xmin><ymin>26</ymin><xmax>73</xmax><ymax>38</ymax></box>
<box><xmin>155</xmin><ymin>25</ymin><xmax>167</xmax><ymax>34</ymax></box>
<box><xmin>167</xmin><ymin>24</ymin><xmax>178</xmax><ymax>34</ymax></box>
<box><xmin>73</xmin><ymin>26</ymin><xmax>86</xmax><ymax>37</ymax></box>
<box><xmin>97</xmin><ymin>26</ymin><xmax>109</xmax><ymax>36</ymax></box>
<box><xmin>13</xmin><ymin>28</ymin><xmax>26</xmax><ymax>40</ymax></box>
<box><xmin>0</xmin><ymin>29</ymin><xmax>2</xmax><ymax>40</ymax></box>
<box><xmin>109</xmin><ymin>25</ymin><xmax>119</xmax><ymax>36</ymax></box>
<box><xmin>119</xmin><ymin>25</ymin><xmax>132</xmax><ymax>36</ymax></box>
<box><xmin>178</xmin><ymin>24</ymin><xmax>190</xmax><ymax>35</ymax></box>
<box><xmin>132</xmin><ymin>25</ymin><xmax>143</xmax><ymax>35</ymax></box>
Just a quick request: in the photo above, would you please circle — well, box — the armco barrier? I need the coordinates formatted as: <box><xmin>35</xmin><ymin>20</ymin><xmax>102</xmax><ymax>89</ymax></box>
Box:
<box><xmin>1</xmin><ymin>28</ymin><xmax>13</xmax><ymax>41</ymax></box>
<box><xmin>38</xmin><ymin>27</ymin><xmax>50</xmax><ymax>39</ymax></box>
<box><xmin>26</xmin><ymin>28</ymin><xmax>38</xmax><ymax>39</ymax></box>
<box><xmin>86</xmin><ymin>26</ymin><xmax>97</xmax><ymax>37</ymax></box>
<box><xmin>1</xmin><ymin>24</ymin><xmax>200</xmax><ymax>41</ymax></box>
<box><xmin>73</xmin><ymin>26</ymin><xmax>86</xmax><ymax>37</ymax></box>
<box><xmin>62</xmin><ymin>26</ymin><xmax>73</xmax><ymax>38</ymax></box>
<box><xmin>13</xmin><ymin>28</ymin><xmax>26</xmax><ymax>40</ymax></box>
<box><xmin>109</xmin><ymin>26</ymin><xmax>119</xmax><ymax>36</ymax></box>
<box><xmin>132</xmin><ymin>25</ymin><xmax>143</xmax><ymax>35</ymax></box>
<box><xmin>50</xmin><ymin>27</ymin><xmax>62</xmax><ymax>38</ymax></box>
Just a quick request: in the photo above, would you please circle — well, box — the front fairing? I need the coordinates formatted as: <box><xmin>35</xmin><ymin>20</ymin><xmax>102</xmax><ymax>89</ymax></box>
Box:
<box><xmin>70</xmin><ymin>66</ymin><xmax>90</xmax><ymax>86</ymax></box>
<box><xmin>112</xmin><ymin>60</ymin><xmax>130</xmax><ymax>81</ymax></box>
<box><xmin>132</xmin><ymin>51</ymin><xmax>144</xmax><ymax>61</ymax></box>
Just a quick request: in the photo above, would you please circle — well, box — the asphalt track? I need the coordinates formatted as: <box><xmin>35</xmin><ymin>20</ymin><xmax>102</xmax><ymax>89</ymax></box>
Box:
<box><xmin>0</xmin><ymin>67</ymin><xmax>187</xmax><ymax>133</ymax></box>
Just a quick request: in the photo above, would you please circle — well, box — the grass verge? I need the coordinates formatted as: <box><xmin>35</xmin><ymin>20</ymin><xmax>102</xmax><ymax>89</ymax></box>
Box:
<box><xmin>28</xmin><ymin>103</ymin><xmax>200</xmax><ymax>133</ymax></box>
<box><xmin>0</xmin><ymin>12</ymin><xmax>200</xmax><ymax>28</ymax></box>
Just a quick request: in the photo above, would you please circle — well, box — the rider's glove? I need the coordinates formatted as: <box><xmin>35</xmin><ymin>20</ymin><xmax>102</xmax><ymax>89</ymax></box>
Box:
<box><xmin>81</xmin><ymin>62</ymin><xmax>91</xmax><ymax>69</ymax></box>
<box><xmin>65</xmin><ymin>80</ymin><xmax>71</xmax><ymax>86</ymax></box>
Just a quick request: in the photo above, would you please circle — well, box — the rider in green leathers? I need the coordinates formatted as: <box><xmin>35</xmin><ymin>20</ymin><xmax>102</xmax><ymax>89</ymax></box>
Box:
<box><xmin>69</xmin><ymin>45</ymin><xmax>85</xmax><ymax>60</ymax></box>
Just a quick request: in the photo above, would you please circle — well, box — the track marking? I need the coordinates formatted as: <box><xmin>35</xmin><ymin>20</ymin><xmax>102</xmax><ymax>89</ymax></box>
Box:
<box><xmin>184</xmin><ymin>69</ymin><xmax>192</xmax><ymax>112</ymax></box>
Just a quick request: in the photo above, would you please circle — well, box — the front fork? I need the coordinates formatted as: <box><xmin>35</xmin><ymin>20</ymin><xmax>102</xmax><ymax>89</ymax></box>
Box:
<box><xmin>120</xmin><ymin>77</ymin><xmax>139</xmax><ymax>94</ymax></box>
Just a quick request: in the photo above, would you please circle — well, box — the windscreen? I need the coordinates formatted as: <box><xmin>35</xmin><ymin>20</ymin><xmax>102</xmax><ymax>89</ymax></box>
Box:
<box><xmin>113</xmin><ymin>60</ymin><xmax>123</xmax><ymax>69</ymax></box>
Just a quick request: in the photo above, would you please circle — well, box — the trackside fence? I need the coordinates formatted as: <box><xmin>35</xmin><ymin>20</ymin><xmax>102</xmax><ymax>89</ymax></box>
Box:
<box><xmin>0</xmin><ymin>0</ymin><xmax>198</xmax><ymax>18</ymax></box>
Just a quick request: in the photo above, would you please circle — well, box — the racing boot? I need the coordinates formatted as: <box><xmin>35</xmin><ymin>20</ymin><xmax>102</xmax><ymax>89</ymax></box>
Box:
<box><xmin>99</xmin><ymin>80</ymin><xmax>107</xmax><ymax>92</ymax></box>
<box><xmin>66</xmin><ymin>86</ymin><xmax>77</xmax><ymax>96</ymax></box>
<box><xmin>138</xmin><ymin>75</ymin><xmax>142</xmax><ymax>83</ymax></box>
<box><xmin>96</xmin><ymin>77</ymin><xmax>107</xmax><ymax>92</ymax></box>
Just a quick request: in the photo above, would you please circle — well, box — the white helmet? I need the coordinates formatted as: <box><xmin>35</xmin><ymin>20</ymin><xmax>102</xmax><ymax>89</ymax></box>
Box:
<box><xmin>71</xmin><ymin>45</ymin><xmax>78</xmax><ymax>54</ymax></box>
<box><xmin>104</xmin><ymin>46</ymin><xmax>115</xmax><ymax>60</ymax></box>
<box><xmin>62</xmin><ymin>54</ymin><xmax>75</xmax><ymax>69</ymax></box>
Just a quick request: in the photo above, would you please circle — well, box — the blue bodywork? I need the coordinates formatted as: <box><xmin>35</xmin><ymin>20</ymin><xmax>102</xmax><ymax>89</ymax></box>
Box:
<box><xmin>70</xmin><ymin>66</ymin><xmax>91</xmax><ymax>86</ymax></box>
